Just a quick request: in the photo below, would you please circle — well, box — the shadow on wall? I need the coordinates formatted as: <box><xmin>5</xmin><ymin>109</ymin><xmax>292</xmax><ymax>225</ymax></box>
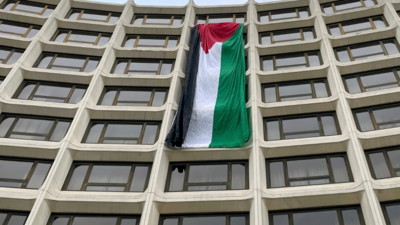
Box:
<box><xmin>83</xmin><ymin>0</ymin><xmax>282</xmax><ymax>6</ymax></box>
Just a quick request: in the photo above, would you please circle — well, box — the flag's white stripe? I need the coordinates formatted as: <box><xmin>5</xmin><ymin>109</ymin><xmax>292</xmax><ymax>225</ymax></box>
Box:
<box><xmin>182</xmin><ymin>42</ymin><xmax>222</xmax><ymax>147</ymax></box>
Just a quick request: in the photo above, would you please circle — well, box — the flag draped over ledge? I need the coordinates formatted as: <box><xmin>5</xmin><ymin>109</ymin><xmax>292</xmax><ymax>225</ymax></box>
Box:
<box><xmin>165</xmin><ymin>22</ymin><xmax>249</xmax><ymax>148</ymax></box>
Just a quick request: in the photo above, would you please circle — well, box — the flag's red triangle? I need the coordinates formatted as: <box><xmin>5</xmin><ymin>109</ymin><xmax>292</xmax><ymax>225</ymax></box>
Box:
<box><xmin>197</xmin><ymin>22</ymin><xmax>241</xmax><ymax>54</ymax></box>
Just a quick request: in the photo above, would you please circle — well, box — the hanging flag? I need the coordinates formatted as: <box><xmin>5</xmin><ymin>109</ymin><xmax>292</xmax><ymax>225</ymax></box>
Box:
<box><xmin>165</xmin><ymin>22</ymin><xmax>249</xmax><ymax>148</ymax></box>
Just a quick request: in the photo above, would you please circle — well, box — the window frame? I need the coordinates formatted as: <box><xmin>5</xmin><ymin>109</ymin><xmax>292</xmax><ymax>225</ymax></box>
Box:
<box><xmin>165</xmin><ymin>160</ymin><xmax>249</xmax><ymax>192</ymax></box>
<box><xmin>258</xmin><ymin>7</ymin><xmax>311</xmax><ymax>22</ymax></box>
<box><xmin>382</xmin><ymin>201</ymin><xmax>400</xmax><ymax>225</ymax></box>
<box><xmin>260</xmin><ymin>51</ymin><xmax>323</xmax><ymax>71</ymax></box>
<box><xmin>342</xmin><ymin>67</ymin><xmax>400</xmax><ymax>93</ymax></box>
<box><xmin>266</xmin><ymin>153</ymin><xmax>353</xmax><ymax>188</ymax></box>
<box><xmin>365</xmin><ymin>147</ymin><xmax>400</xmax><ymax>179</ymax></box>
<box><xmin>327</xmin><ymin>16</ymin><xmax>388</xmax><ymax>36</ymax></box>
<box><xmin>334</xmin><ymin>39</ymin><xmax>400</xmax><ymax>62</ymax></box>
<box><xmin>122</xmin><ymin>35</ymin><xmax>180</xmax><ymax>48</ymax></box>
<box><xmin>0</xmin><ymin>20</ymin><xmax>41</xmax><ymax>38</ymax></box>
<box><xmin>111</xmin><ymin>58</ymin><xmax>175</xmax><ymax>75</ymax></box>
<box><xmin>269</xmin><ymin>205</ymin><xmax>365</xmax><ymax>225</ymax></box>
<box><xmin>47</xmin><ymin>214</ymin><xmax>141</xmax><ymax>225</ymax></box>
<box><xmin>0</xmin><ymin>0</ymin><xmax>56</xmax><ymax>16</ymax></box>
<box><xmin>195</xmin><ymin>13</ymin><xmax>247</xmax><ymax>24</ymax></box>
<box><xmin>353</xmin><ymin>103</ymin><xmax>400</xmax><ymax>132</ymax></box>
<box><xmin>130</xmin><ymin>14</ymin><xmax>185</xmax><ymax>26</ymax></box>
<box><xmin>65</xmin><ymin>8</ymin><xmax>121</xmax><ymax>23</ymax></box>
<box><xmin>0</xmin><ymin>45</ymin><xmax>24</xmax><ymax>64</ymax></box>
<box><xmin>13</xmin><ymin>80</ymin><xmax>87</xmax><ymax>104</ymax></box>
<box><xmin>263</xmin><ymin>112</ymin><xmax>341</xmax><ymax>141</ymax></box>
<box><xmin>259</xmin><ymin>27</ymin><xmax>316</xmax><ymax>45</ymax></box>
<box><xmin>159</xmin><ymin>213</ymin><xmax>249</xmax><ymax>225</ymax></box>
<box><xmin>0</xmin><ymin>113</ymin><xmax>72</xmax><ymax>142</ymax></box>
<box><xmin>0</xmin><ymin>210</ymin><xmax>29</xmax><ymax>224</ymax></box>
<box><xmin>321</xmin><ymin>0</ymin><xmax>378</xmax><ymax>14</ymax></box>
<box><xmin>50</xmin><ymin>29</ymin><xmax>112</xmax><ymax>46</ymax></box>
<box><xmin>33</xmin><ymin>52</ymin><xmax>100</xmax><ymax>72</ymax></box>
<box><xmin>81</xmin><ymin>120</ymin><xmax>161</xmax><ymax>144</ymax></box>
<box><xmin>98</xmin><ymin>86</ymin><xmax>169</xmax><ymax>106</ymax></box>
<box><xmin>62</xmin><ymin>161</ymin><xmax>152</xmax><ymax>192</ymax></box>
<box><xmin>261</xmin><ymin>78</ymin><xmax>331</xmax><ymax>102</ymax></box>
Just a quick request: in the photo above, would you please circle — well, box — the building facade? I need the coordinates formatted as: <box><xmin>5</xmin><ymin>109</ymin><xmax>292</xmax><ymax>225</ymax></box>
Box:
<box><xmin>0</xmin><ymin>0</ymin><xmax>400</xmax><ymax>224</ymax></box>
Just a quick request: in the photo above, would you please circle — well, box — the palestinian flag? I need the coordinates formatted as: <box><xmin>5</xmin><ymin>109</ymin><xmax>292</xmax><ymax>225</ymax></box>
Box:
<box><xmin>165</xmin><ymin>22</ymin><xmax>249</xmax><ymax>148</ymax></box>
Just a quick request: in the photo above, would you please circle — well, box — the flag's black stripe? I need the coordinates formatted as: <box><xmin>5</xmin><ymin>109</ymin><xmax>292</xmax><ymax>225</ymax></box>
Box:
<box><xmin>165</xmin><ymin>26</ymin><xmax>201</xmax><ymax>147</ymax></box>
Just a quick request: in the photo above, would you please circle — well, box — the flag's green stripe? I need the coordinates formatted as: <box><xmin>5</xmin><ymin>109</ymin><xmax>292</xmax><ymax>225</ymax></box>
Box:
<box><xmin>209</xmin><ymin>24</ymin><xmax>249</xmax><ymax>148</ymax></box>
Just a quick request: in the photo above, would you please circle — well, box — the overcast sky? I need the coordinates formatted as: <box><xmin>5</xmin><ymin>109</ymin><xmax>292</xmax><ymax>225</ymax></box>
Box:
<box><xmin>88</xmin><ymin>0</ymin><xmax>275</xmax><ymax>5</ymax></box>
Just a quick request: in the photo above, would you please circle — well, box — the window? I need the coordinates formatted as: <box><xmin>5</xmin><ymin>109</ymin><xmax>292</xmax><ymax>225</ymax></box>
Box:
<box><xmin>0</xmin><ymin>20</ymin><xmax>40</xmax><ymax>38</ymax></box>
<box><xmin>63</xmin><ymin>162</ymin><xmax>151</xmax><ymax>192</ymax></box>
<box><xmin>261</xmin><ymin>51</ymin><xmax>323</xmax><ymax>71</ymax></box>
<box><xmin>99</xmin><ymin>87</ymin><xmax>168</xmax><ymax>106</ymax></box>
<box><xmin>382</xmin><ymin>202</ymin><xmax>400</xmax><ymax>225</ymax></box>
<box><xmin>321</xmin><ymin>0</ymin><xmax>377</xmax><ymax>14</ymax></box>
<box><xmin>65</xmin><ymin>8</ymin><xmax>120</xmax><ymax>23</ymax></box>
<box><xmin>160</xmin><ymin>214</ymin><xmax>248</xmax><ymax>225</ymax></box>
<box><xmin>51</xmin><ymin>29</ymin><xmax>111</xmax><ymax>46</ymax></box>
<box><xmin>0</xmin><ymin>0</ymin><xmax>55</xmax><ymax>16</ymax></box>
<box><xmin>267</xmin><ymin>154</ymin><xmax>352</xmax><ymax>188</ymax></box>
<box><xmin>122</xmin><ymin>35</ymin><xmax>179</xmax><ymax>48</ymax></box>
<box><xmin>264</xmin><ymin>112</ymin><xmax>341</xmax><ymax>141</ymax></box>
<box><xmin>259</xmin><ymin>7</ymin><xmax>310</xmax><ymax>22</ymax></box>
<box><xmin>343</xmin><ymin>67</ymin><xmax>400</xmax><ymax>94</ymax></box>
<box><xmin>47</xmin><ymin>215</ymin><xmax>140</xmax><ymax>225</ymax></box>
<box><xmin>262</xmin><ymin>79</ymin><xmax>330</xmax><ymax>103</ymax></box>
<box><xmin>327</xmin><ymin>16</ymin><xmax>388</xmax><ymax>36</ymax></box>
<box><xmin>131</xmin><ymin>14</ymin><xmax>184</xmax><ymax>26</ymax></box>
<box><xmin>112</xmin><ymin>59</ymin><xmax>174</xmax><ymax>75</ymax></box>
<box><xmin>260</xmin><ymin>27</ymin><xmax>316</xmax><ymax>45</ymax></box>
<box><xmin>0</xmin><ymin>157</ymin><xmax>52</xmax><ymax>189</ymax></box>
<box><xmin>0</xmin><ymin>211</ymin><xmax>29</xmax><ymax>225</ymax></box>
<box><xmin>0</xmin><ymin>114</ymin><xmax>71</xmax><ymax>141</ymax></box>
<box><xmin>335</xmin><ymin>39</ymin><xmax>400</xmax><ymax>62</ymax></box>
<box><xmin>365</xmin><ymin>147</ymin><xmax>400</xmax><ymax>179</ymax></box>
<box><xmin>34</xmin><ymin>53</ymin><xmax>100</xmax><ymax>72</ymax></box>
<box><xmin>14</xmin><ymin>80</ymin><xmax>87</xmax><ymax>104</ymax></box>
<box><xmin>353</xmin><ymin>103</ymin><xmax>400</xmax><ymax>132</ymax></box>
<box><xmin>0</xmin><ymin>46</ymin><xmax>23</xmax><ymax>64</ymax></box>
<box><xmin>82</xmin><ymin>121</ymin><xmax>160</xmax><ymax>145</ymax></box>
<box><xmin>270</xmin><ymin>206</ymin><xmax>364</xmax><ymax>225</ymax></box>
<box><xmin>196</xmin><ymin>14</ymin><xmax>246</xmax><ymax>24</ymax></box>
<box><xmin>166</xmin><ymin>161</ymin><xmax>248</xmax><ymax>192</ymax></box>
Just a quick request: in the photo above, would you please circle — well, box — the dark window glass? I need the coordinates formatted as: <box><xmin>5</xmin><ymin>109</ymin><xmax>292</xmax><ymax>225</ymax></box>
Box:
<box><xmin>267</xmin><ymin>154</ymin><xmax>352</xmax><ymax>188</ymax></box>
<box><xmin>112</xmin><ymin>59</ymin><xmax>174</xmax><ymax>75</ymax></box>
<box><xmin>353</xmin><ymin>103</ymin><xmax>400</xmax><ymax>132</ymax></box>
<box><xmin>263</xmin><ymin>79</ymin><xmax>329</xmax><ymax>103</ymax></box>
<box><xmin>0</xmin><ymin>20</ymin><xmax>40</xmax><ymax>38</ymax></box>
<box><xmin>82</xmin><ymin>121</ymin><xmax>160</xmax><ymax>145</ymax></box>
<box><xmin>196</xmin><ymin>14</ymin><xmax>246</xmax><ymax>24</ymax></box>
<box><xmin>264</xmin><ymin>112</ymin><xmax>340</xmax><ymax>141</ymax></box>
<box><xmin>259</xmin><ymin>7</ymin><xmax>310</xmax><ymax>22</ymax></box>
<box><xmin>0</xmin><ymin>0</ymin><xmax>55</xmax><ymax>16</ymax></box>
<box><xmin>328</xmin><ymin>16</ymin><xmax>388</xmax><ymax>36</ymax></box>
<box><xmin>63</xmin><ymin>162</ymin><xmax>151</xmax><ymax>192</ymax></box>
<box><xmin>166</xmin><ymin>161</ymin><xmax>248</xmax><ymax>192</ymax></box>
<box><xmin>0</xmin><ymin>211</ymin><xmax>29</xmax><ymax>225</ymax></box>
<box><xmin>160</xmin><ymin>214</ymin><xmax>248</xmax><ymax>225</ymax></box>
<box><xmin>335</xmin><ymin>39</ymin><xmax>400</xmax><ymax>62</ymax></box>
<box><xmin>365</xmin><ymin>148</ymin><xmax>400</xmax><ymax>179</ymax></box>
<box><xmin>382</xmin><ymin>202</ymin><xmax>400</xmax><ymax>225</ymax></box>
<box><xmin>260</xmin><ymin>27</ymin><xmax>315</xmax><ymax>45</ymax></box>
<box><xmin>343</xmin><ymin>68</ymin><xmax>400</xmax><ymax>94</ymax></box>
<box><xmin>66</xmin><ymin>9</ymin><xmax>120</xmax><ymax>23</ymax></box>
<box><xmin>0</xmin><ymin>46</ymin><xmax>24</xmax><ymax>64</ymax></box>
<box><xmin>321</xmin><ymin>0</ymin><xmax>377</xmax><ymax>14</ymax></box>
<box><xmin>0</xmin><ymin>157</ymin><xmax>52</xmax><ymax>189</ymax></box>
<box><xmin>122</xmin><ymin>35</ymin><xmax>179</xmax><ymax>48</ymax></box>
<box><xmin>34</xmin><ymin>53</ymin><xmax>100</xmax><ymax>72</ymax></box>
<box><xmin>51</xmin><ymin>29</ymin><xmax>111</xmax><ymax>46</ymax></box>
<box><xmin>131</xmin><ymin>14</ymin><xmax>184</xmax><ymax>25</ymax></box>
<box><xmin>99</xmin><ymin>87</ymin><xmax>168</xmax><ymax>106</ymax></box>
<box><xmin>47</xmin><ymin>215</ymin><xmax>140</xmax><ymax>225</ymax></box>
<box><xmin>261</xmin><ymin>51</ymin><xmax>322</xmax><ymax>71</ymax></box>
<box><xmin>14</xmin><ymin>80</ymin><xmax>87</xmax><ymax>104</ymax></box>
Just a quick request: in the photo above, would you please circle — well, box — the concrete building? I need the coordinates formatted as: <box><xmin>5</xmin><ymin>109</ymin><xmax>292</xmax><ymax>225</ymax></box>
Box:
<box><xmin>2</xmin><ymin>0</ymin><xmax>400</xmax><ymax>224</ymax></box>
